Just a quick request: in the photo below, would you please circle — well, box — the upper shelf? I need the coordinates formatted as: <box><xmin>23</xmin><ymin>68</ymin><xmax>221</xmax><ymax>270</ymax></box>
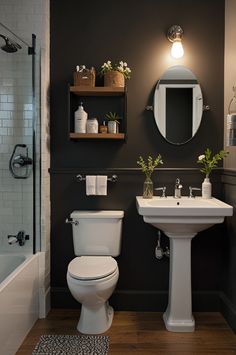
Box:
<box><xmin>70</xmin><ymin>86</ymin><xmax>125</xmax><ymax>96</ymax></box>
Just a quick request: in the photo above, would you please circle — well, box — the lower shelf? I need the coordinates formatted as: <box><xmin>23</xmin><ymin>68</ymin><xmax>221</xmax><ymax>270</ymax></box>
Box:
<box><xmin>70</xmin><ymin>133</ymin><xmax>125</xmax><ymax>140</ymax></box>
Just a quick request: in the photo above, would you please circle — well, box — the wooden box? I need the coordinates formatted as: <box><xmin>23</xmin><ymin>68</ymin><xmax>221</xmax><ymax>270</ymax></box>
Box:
<box><xmin>73</xmin><ymin>67</ymin><xmax>96</xmax><ymax>87</ymax></box>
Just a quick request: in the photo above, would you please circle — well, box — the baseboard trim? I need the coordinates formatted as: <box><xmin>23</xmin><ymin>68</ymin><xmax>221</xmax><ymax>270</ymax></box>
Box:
<box><xmin>51</xmin><ymin>288</ymin><xmax>220</xmax><ymax>312</ymax></box>
<box><xmin>220</xmin><ymin>292</ymin><xmax>236</xmax><ymax>332</ymax></box>
<box><xmin>193</xmin><ymin>291</ymin><xmax>220</xmax><ymax>311</ymax></box>
<box><xmin>39</xmin><ymin>286</ymin><xmax>51</xmax><ymax>318</ymax></box>
<box><xmin>111</xmin><ymin>290</ymin><xmax>168</xmax><ymax>311</ymax></box>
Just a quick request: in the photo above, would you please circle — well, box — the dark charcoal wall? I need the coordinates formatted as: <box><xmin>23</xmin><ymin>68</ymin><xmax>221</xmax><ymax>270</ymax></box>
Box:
<box><xmin>50</xmin><ymin>0</ymin><xmax>225</xmax><ymax>310</ymax></box>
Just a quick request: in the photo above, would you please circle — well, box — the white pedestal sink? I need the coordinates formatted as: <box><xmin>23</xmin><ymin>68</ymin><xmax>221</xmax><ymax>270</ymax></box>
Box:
<box><xmin>136</xmin><ymin>196</ymin><xmax>233</xmax><ymax>332</ymax></box>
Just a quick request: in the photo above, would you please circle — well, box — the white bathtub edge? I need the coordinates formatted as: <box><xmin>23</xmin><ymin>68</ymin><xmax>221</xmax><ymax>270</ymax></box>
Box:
<box><xmin>39</xmin><ymin>286</ymin><xmax>51</xmax><ymax>318</ymax></box>
<box><xmin>0</xmin><ymin>253</ymin><xmax>41</xmax><ymax>355</ymax></box>
<box><xmin>0</xmin><ymin>254</ymin><xmax>34</xmax><ymax>292</ymax></box>
<box><xmin>38</xmin><ymin>251</ymin><xmax>51</xmax><ymax>318</ymax></box>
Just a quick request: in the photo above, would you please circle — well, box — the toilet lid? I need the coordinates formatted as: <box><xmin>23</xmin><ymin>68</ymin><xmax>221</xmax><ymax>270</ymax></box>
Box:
<box><xmin>68</xmin><ymin>256</ymin><xmax>118</xmax><ymax>280</ymax></box>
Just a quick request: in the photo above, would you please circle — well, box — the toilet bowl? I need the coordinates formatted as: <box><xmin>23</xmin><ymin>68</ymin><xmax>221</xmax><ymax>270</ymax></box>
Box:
<box><xmin>66</xmin><ymin>210</ymin><xmax>124</xmax><ymax>334</ymax></box>
<box><xmin>67</xmin><ymin>256</ymin><xmax>119</xmax><ymax>334</ymax></box>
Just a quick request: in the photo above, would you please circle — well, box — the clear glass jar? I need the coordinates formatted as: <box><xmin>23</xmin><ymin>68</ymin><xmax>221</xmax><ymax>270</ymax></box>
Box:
<box><xmin>143</xmin><ymin>176</ymin><xmax>153</xmax><ymax>199</ymax></box>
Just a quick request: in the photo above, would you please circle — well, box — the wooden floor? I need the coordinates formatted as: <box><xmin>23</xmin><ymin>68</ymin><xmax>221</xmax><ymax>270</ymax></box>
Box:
<box><xmin>16</xmin><ymin>310</ymin><xmax>236</xmax><ymax>354</ymax></box>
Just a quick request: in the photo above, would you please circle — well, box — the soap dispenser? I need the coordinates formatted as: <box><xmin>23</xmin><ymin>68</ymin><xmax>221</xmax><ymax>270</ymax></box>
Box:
<box><xmin>74</xmin><ymin>102</ymin><xmax>88</xmax><ymax>133</ymax></box>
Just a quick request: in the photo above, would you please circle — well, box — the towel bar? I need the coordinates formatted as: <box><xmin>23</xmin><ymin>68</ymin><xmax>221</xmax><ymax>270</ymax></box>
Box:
<box><xmin>76</xmin><ymin>174</ymin><xmax>118</xmax><ymax>183</ymax></box>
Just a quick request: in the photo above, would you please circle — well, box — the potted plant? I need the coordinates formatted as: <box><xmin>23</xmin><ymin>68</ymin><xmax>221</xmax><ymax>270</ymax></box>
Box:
<box><xmin>100</xmin><ymin>60</ymin><xmax>131</xmax><ymax>87</ymax></box>
<box><xmin>137</xmin><ymin>155</ymin><xmax>163</xmax><ymax>199</ymax></box>
<box><xmin>197</xmin><ymin>148</ymin><xmax>228</xmax><ymax>198</ymax></box>
<box><xmin>105</xmin><ymin>112</ymin><xmax>121</xmax><ymax>133</ymax></box>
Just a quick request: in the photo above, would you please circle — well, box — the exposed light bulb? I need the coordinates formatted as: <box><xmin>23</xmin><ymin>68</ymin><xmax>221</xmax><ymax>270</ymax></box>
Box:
<box><xmin>171</xmin><ymin>38</ymin><xmax>184</xmax><ymax>59</ymax></box>
<box><xmin>167</xmin><ymin>25</ymin><xmax>184</xmax><ymax>59</ymax></box>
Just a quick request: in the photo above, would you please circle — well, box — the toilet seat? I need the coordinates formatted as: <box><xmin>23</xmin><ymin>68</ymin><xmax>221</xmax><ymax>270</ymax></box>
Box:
<box><xmin>68</xmin><ymin>256</ymin><xmax>118</xmax><ymax>281</ymax></box>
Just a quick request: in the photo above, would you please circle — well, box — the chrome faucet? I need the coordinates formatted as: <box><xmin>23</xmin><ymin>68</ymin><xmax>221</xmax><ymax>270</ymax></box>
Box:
<box><xmin>8</xmin><ymin>231</ymin><xmax>29</xmax><ymax>246</ymax></box>
<box><xmin>174</xmin><ymin>178</ymin><xmax>183</xmax><ymax>198</ymax></box>
<box><xmin>155</xmin><ymin>186</ymin><xmax>166</xmax><ymax>198</ymax></box>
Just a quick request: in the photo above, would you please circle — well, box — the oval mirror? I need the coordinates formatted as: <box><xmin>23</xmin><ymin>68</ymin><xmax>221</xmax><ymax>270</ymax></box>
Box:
<box><xmin>154</xmin><ymin>65</ymin><xmax>203</xmax><ymax>145</ymax></box>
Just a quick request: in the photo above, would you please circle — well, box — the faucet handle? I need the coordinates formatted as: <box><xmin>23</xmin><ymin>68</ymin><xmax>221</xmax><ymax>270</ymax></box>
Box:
<box><xmin>189</xmin><ymin>186</ymin><xmax>201</xmax><ymax>198</ymax></box>
<box><xmin>155</xmin><ymin>186</ymin><xmax>166</xmax><ymax>197</ymax></box>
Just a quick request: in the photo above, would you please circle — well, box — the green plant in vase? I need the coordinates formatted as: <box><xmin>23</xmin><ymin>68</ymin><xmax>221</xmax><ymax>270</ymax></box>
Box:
<box><xmin>137</xmin><ymin>154</ymin><xmax>163</xmax><ymax>199</ymax></box>
<box><xmin>197</xmin><ymin>148</ymin><xmax>228</xmax><ymax>198</ymax></box>
<box><xmin>197</xmin><ymin>148</ymin><xmax>228</xmax><ymax>177</ymax></box>
<box><xmin>100</xmin><ymin>60</ymin><xmax>131</xmax><ymax>79</ymax></box>
<box><xmin>100</xmin><ymin>60</ymin><xmax>131</xmax><ymax>87</ymax></box>
<box><xmin>105</xmin><ymin>112</ymin><xmax>121</xmax><ymax>134</ymax></box>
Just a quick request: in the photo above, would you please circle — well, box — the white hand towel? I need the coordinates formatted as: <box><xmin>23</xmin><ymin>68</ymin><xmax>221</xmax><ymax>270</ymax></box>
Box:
<box><xmin>96</xmin><ymin>175</ymin><xmax>107</xmax><ymax>195</ymax></box>
<box><xmin>86</xmin><ymin>175</ymin><xmax>96</xmax><ymax>195</ymax></box>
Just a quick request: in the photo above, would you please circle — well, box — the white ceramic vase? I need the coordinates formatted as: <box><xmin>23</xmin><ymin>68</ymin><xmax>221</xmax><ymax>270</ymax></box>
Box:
<box><xmin>202</xmin><ymin>177</ymin><xmax>212</xmax><ymax>199</ymax></box>
<box><xmin>108</xmin><ymin>121</ymin><xmax>118</xmax><ymax>134</ymax></box>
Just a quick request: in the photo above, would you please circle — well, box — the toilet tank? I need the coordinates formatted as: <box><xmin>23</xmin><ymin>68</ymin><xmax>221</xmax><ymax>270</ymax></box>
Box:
<box><xmin>70</xmin><ymin>210</ymin><xmax>124</xmax><ymax>256</ymax></box>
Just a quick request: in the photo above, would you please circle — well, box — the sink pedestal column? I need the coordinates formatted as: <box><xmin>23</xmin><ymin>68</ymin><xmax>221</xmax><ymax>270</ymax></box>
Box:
<box><xmin>163</xmin><ymin>232</ymin><xmax>196</xmax><ymax>332</ymax></box>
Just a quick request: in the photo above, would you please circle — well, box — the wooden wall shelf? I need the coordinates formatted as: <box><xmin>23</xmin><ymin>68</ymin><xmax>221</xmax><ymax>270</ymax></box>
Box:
<box><xmin>68</xmin><ymin>85</ymin><xmax>127</xmax><ymax>141</ymax></box>
<box><xmin>70</xmin><ymin>86</ymin><xmax>125</xmax><ymax>96</ymax></box>
<box><xmin>70</xmin><ymin>133</ymin><xmax>125</xmax><ymax>140</ymax></box>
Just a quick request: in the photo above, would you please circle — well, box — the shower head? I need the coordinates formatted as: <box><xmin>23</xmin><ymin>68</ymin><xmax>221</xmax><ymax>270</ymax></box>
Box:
<box><xmin>0</xmin><ymin>34</ymin><xmax>21</xmax><ymax>53</ymax></box>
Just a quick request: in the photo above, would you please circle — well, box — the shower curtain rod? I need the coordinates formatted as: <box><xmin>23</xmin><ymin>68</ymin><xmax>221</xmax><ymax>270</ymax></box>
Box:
<box><xmin>0</xmin><ymin>21</ymin><xmax>31</xmax><ymax>47</ymax></box>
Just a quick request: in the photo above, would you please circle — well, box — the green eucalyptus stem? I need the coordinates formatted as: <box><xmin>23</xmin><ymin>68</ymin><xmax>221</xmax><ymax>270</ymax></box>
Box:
<box><xmin>197</xmin><ymin>148</ymin><xmax>229</xmax><ymax>177</ymax></box>
<box><xmin>137</xmin><ymin>154</ymin><xmax>163</xmax><ymax>178</ymax></box>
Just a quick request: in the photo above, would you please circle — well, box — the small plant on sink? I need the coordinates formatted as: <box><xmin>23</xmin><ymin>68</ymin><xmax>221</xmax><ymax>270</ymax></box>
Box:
<box><xmin>197</xmin><ymin>148</ymin><xmax>228</xmax><ymax>178</ymax></box>
<box><xmin>137</xmin><ymin>155</ymin><xmax>163</xmax><ymax>199</ymax></box>
<box><xmin>197</xmin><ymin>148</ymin><xmax>228</xmax><ymax>198</ymax></box>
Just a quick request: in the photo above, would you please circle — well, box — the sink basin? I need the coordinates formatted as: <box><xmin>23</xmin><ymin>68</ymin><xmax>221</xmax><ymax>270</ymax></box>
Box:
<box><xmin>136</xmin><ymin>196</ymin><xmax>233</xmax><ymax>234</ymax></box>
<box><xmin>136</xmin><ymin>195</ymin><xmax>232</xmax><ymax>215</ymax></box>
<box><xmin>136</xmin><ymin>195</ymin><xmax>233</xmax><ymax>332</ymax></box>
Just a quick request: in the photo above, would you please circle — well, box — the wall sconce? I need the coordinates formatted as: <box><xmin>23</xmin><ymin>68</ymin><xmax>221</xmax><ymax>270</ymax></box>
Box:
<box><xmin>167</xmin><ymin>25</ymin><xmax>184</xmax><ymax>59</ymax></box>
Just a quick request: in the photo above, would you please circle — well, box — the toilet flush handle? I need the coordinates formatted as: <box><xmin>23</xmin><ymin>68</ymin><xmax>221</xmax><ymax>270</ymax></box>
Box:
<box><xmin>65</xmin><ymin>218</ymin><xmax>79</xmax><ymax>226</ymax></box>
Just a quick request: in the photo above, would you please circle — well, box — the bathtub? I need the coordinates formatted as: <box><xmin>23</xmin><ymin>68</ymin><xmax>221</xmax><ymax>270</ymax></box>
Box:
<box><xmin>0</xmin><ymin>254</ymin><xmax>26</xmax><ymax>283</ymax></box>
<box><xmin>0</xmin><ymin>253</ymin><xmax>39</xmax><ymax>355</ymax></box>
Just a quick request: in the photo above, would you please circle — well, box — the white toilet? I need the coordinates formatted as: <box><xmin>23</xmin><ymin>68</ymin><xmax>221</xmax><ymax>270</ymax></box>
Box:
<box><xmin>66</xmin><ymin>210</ymin><xmax>124</xmax><ymax>334</ymax></box>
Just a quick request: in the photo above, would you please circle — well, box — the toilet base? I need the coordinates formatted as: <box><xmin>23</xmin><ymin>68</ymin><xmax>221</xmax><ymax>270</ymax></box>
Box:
<box><xmin>77</xmin><ymin>302</ymin><xmax>114</xmax><ymax>334</ymax></box>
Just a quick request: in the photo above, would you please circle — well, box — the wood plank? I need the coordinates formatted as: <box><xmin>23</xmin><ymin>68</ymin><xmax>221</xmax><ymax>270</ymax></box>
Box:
<box><xmin>70</xmin><ymin>132</ymin><xmax>125</xmax><ymax>140</ymax></box>
<box><xmin>16</xmin><ymin>311</ymin><xmax>236</xmax><ymax>355</ymax></box>
<box><xmin>70</xmin><ymin>86</ymin><xmax>125</xmax><ymax>96</ymax></box>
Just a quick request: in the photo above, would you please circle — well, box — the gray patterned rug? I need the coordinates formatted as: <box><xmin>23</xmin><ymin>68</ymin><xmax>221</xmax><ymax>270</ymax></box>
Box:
<box><xmin>32</xmin><ymin>334</ymin><xmax>109</xmax><ymax>355</ymax></box>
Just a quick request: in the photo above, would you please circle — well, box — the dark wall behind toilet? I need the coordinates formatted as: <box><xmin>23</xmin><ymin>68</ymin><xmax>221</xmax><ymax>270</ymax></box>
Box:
<box><xmin>50</xmin><ymin>0</ymin><xmax>226</xmax><ymax>311</ymax></box>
